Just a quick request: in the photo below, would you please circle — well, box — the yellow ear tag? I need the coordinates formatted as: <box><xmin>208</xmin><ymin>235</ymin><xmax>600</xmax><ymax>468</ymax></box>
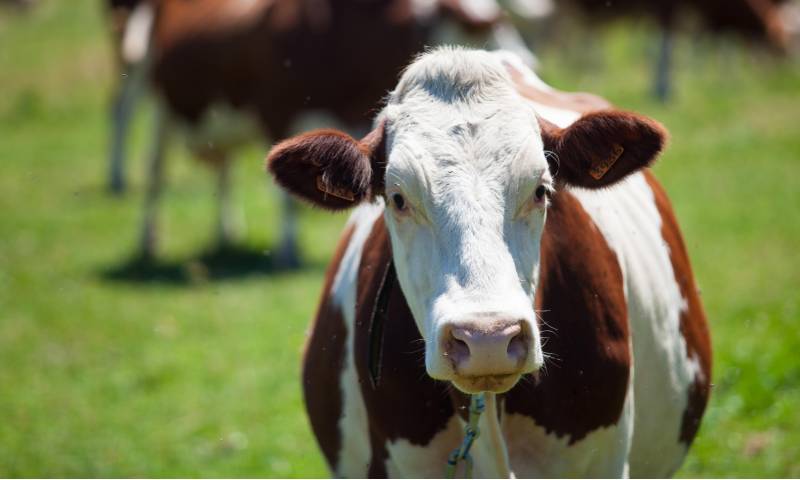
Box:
<box><xmin>316</xmin><ymin>176</ymin><xmax>356</xmax><ymax>201</ymax></box>
<box><xmin>589</xmin><ymin>144</ymin><xmax>625</xmax><ymax>180</ymax></box>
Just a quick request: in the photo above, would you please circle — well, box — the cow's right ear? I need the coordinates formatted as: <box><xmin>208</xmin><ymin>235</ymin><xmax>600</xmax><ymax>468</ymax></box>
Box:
<box><xmin>267</xmin><ymin>122</ymin><xmax>385</xmax><ymax>210</ymax></box>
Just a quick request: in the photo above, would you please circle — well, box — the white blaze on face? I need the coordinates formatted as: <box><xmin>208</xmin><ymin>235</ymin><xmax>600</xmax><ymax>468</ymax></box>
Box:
<box><xmin>380</xmin><ymin>49</ymin><xmax>549</xmax><ymax>393</ymax></box>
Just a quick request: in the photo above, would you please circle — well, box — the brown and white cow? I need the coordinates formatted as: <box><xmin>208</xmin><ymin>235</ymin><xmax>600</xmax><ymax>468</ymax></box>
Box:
<box><xmin>553</xmin><ymin>0</ymin><xmax>797</xmax><ymax>100</ymax></box>
<box><xmin>112</xmin><ymin>0</ymin><xmax>537</xmax><ymax>265</ymax></box>
<box><xmin>106</xmin><ymin>0</ymin><xmax>150</xmax><ymax>194</ymax></box>
<box><xmin>268</xmin><ymin>48</ymin><xmax>712</xmax><ymax>477</ymax></box>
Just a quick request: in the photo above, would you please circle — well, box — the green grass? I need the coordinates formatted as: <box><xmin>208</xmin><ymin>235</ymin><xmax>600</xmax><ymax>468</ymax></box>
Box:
<box><xmin>1</xmin><ymin>2</ymin><xmax>799</xmax><ymax>477</ymax></box>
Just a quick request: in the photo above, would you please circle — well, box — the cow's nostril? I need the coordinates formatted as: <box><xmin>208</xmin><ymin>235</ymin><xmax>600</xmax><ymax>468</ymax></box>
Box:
<box><xmin>447</xmin><ymin>333</ymin><xmax>471</xmax><ymax>366</ymax></box>
<box><xmin>507</xmin><ymin>331</ymin><xmax>528</xmax><ymax>363</ymax></box>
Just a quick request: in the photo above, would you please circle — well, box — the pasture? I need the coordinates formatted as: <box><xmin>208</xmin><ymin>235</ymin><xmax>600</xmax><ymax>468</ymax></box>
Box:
<box><xmin>1</xmin><ymin>1</ymin><xmax>799</xmax><ymax>477</ymax></box>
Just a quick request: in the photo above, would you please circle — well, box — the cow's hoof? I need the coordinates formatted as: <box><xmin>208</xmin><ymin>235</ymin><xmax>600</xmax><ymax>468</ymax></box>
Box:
<box><xmin>274</xmin><ymin>242</ymin><xmax>302</xmax><ymax>270</ymax></box>
<box><xmin>108</xmin><ymin>178</ymin><xmax>127</xmax><ymax>196</ymax></box>
<box><xmin>132</xmin><ymin>249</ymin><xmax>156</xmax><ymax>266</ymax></box>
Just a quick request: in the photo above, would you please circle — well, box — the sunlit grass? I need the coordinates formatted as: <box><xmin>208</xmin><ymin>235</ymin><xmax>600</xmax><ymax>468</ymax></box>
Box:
<box><xmin>0</xmin><ymin>1</ymin><xmax>798</xmax><ymax>476</ymax></box>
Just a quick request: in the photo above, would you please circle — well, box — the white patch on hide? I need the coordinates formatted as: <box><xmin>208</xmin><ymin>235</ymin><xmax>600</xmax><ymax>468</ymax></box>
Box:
<box><xmin>384</xmin><ymin>415</ymin><xmax>463</xmax><ymax>478</ymax></box>
<box><xmin>331</xmin><ymin>203</ymin><xmax>385</xmax><ymax>477</ymax></box>
<box><xmin>570</xmin><ymin>173</ymin><xmax>700</xmax><ymax>477</ymax></box>
<box><xmin>503</xmin><ymin>397</ymin><xmax>633</xmax><ymax>478</ymax></box>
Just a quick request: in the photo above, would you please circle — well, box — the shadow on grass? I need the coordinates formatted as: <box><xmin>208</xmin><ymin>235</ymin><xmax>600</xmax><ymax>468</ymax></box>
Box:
<box><xmin>100</xmin><ymin>245</ymin><xmax>326</xmax><ymax>285</ymax></box>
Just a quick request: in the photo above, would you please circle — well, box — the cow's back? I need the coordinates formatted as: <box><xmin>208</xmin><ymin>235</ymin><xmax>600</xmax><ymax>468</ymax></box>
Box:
<box><xmin>151</xmin><ymin>0</ymin><xmax>429</xmax><ymax>135</ymax></box>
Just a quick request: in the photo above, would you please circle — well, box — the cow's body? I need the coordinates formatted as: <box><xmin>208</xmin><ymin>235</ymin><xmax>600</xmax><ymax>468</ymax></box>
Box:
<box><xmin>299</xmin><ymin>52</ymin><xmax>711</xmax><ymax>477</ymax></box>
<box><xmin>120</xmin><ymin>0</ymin><xmax>536</xmax><ymax>263</ymax></box>
<box><xmin>551</xmin><ymin>0</ymin><xmax>795</xmax><ymax>100</ymax></box>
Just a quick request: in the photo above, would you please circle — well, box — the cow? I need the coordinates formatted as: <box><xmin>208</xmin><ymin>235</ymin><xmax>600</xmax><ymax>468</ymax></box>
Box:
<box><xmin>105</xmin><ymin>0</ymin><xmax>151</xmax><ymax>195</ymax></box>
<box><xmin>548</xmin><ymin>0</ymin><xmax>796</xmax><ymax>100</ymax></box>
<box><xmin>0</xmin><ymin>0</ymin><xmax>36</xmax><ymax>10</ymax></box>
<box><xmin>111</xmin><ymin>0</ymin><xmax>537</xmax><ymax>266</ymax></box>
<box><xmin>267</xmin><ymin>48</ymin><xmax>712</xmax><ymax>477</ymax></box>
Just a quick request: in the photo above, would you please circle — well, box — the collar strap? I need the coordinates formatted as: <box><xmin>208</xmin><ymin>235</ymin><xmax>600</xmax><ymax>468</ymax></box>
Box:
<box><xmin>367</xmin><ymin>260</ymin><xmax>395</xmax><ymax>388</ymax></box>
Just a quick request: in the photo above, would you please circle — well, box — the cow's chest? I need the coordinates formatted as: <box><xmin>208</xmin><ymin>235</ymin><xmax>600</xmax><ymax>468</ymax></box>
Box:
<box><xmin>377</xmin><ymin>401</ymin><xmax>634</xmax><ymax>478</ymax></box>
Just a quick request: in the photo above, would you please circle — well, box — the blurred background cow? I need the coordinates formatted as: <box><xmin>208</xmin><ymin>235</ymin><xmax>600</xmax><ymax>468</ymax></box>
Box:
<box><xmin>102</xmin><ymin>0</ymin><xmax>539</xmax><ymax>268</ymax></box>
<box><xmin>559</xmin><ymin>0</ymin><xmax>798</xmax><ymax>99</ymax></box>
<box><xmin>101</xmin><ymin>0</ymin><xmax>799</xmax><ymax>270</ymax></box>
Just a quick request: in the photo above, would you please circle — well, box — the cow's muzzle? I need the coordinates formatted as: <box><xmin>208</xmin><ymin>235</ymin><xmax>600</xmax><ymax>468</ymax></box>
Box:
<box><xmin>439</xmin><ymin>317</ymin><xmax>541</xmax><ymax>393</ymax></box>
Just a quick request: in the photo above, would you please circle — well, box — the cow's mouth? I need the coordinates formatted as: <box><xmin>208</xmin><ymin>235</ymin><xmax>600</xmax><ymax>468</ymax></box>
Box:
<box><xmin>452</xmin><ymin>373</ymin><xmax>521</xmax><ymax>394</ymax></box>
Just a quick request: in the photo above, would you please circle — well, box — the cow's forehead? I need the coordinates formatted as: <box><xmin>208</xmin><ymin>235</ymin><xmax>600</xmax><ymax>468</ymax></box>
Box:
<box><xmin>383</xmin><ymin>48</ymin><xmax>548</xmax><ymax>194</ymax></box>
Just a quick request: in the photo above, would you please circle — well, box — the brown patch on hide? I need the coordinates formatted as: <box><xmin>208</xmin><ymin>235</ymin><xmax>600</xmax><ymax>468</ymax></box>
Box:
<box><xmin>644</xmin><ymin>171</ymin><xmax>712</xmax><ymax>446</ymax></box>
<box><xmin>153</xmin><ymin>0</ymin><xmax>271</xmax><ymax>48</ymax></box>
<box><xmin>504</xmin><ymin>191</ymin><xmax>632</xmax><ymax>444</ymax></box>
<box><xmin>150</xmin><ymin>0</ymin><xmax>436</xmax><ymax>140</ymax></box>
<box><xmin>302</xmin><ymin>223</ymin><xmax>356</xmax><ymax>472</ymax></box>
<box><xmin>353</xmin><ymin>216</ymin><xmax>457</xmax><ymax>476</ymax></box>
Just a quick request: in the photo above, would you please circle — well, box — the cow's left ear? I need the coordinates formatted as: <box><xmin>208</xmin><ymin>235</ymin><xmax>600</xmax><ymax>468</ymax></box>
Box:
<box><xmin>267</xmin><ymin>121</ymin><xmax>386</xmax><ymax>210</ymax></box>
<box><xmin>540</xmin><ymin>110</ymin><xmax>667</xmax><ymax>189</ymax></box>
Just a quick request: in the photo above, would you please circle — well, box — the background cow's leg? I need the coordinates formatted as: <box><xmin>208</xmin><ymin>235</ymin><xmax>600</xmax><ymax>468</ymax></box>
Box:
<box><xmin>139</xmin><ymin>103</ymin><xmax>170</xmax><ymax>260</ymax></box>
<box><xmin>214</xmin><ymin>156</ymin><xmax>237</xmax><ymax>249</ymax></box>
<box><xmin>654</xmin><ymin>25</ymin><xmax>674</xmax><ymax>102</ymax></box>
<box><xmin>652</xmin><ymin>4</ymin><xmax>676</xmax><ymax>104</ymax></box>
<box><xmin>274</xmin><ymin>191</ymin><xmax>300</xmax><ymax>268</ymax></box>
<box><xmin>108</xmin><ymin>77</ymin><xmax>132</xmax><ymax>194</ymax></box>
<box><xmin>108</xmin><ymin>65</ymin><xmax>144</xmax><ymax>195</ymax></box>
<box><xmin>108</xmin><ymin>2</ymin><xmax>152</xmax><ymax>195</ymax></box>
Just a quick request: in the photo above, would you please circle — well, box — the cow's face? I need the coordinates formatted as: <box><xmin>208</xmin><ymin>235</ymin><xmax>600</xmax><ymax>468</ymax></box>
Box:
<box><xmin>378</xmin><ymin>58</ymin><xmax>552</xmax><ymax>393</ymax></box>
<box><xmin>268</xmin><ymin>49</ymin><xmax>666</xmax><ymax>394</ymax></box>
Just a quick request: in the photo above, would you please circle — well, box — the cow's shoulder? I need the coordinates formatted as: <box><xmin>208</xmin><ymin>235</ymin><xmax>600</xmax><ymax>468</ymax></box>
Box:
<box><xmin>302</xmin><ymin>221</ymin><xmax>356</xmax><ymax>471</ymax></box>
<box><xmin>505</xmin><ymin>189</ymin><xmax>632</xmax><ymax>444</ymax></box>
<box><xmin>352</xmin><ymin>215</ymin><xmax>459</xmax><ymax>476</ymax></box>
<box><xmin>303</xmin><ymin>202</ymin><xmax>385</xmax><ymax>473</ymax></box>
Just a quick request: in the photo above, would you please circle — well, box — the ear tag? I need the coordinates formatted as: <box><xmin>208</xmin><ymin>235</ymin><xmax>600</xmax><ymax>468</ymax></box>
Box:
<box><xmin>316</xmin><ymin>176</ymin><xmax>356</xmax><ymax>201</ymax></box>
<box><xmin>589</xmin><ymin>144</ymin><xmax>625</xmax><ymax>180</ymax></box>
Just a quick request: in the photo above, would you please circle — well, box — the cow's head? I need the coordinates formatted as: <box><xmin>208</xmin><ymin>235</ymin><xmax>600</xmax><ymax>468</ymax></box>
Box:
<box><xmin>268</xmin><ymin>48</ymin><xmax>666</xmax><ymax>394</ymax></box>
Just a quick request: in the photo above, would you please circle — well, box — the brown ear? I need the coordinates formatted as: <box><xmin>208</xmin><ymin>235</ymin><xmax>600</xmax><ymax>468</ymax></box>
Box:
<box><xmin>540</xmin><ymin>110</ymin><xmax>667</xmax><ymax>189</ymax></box>
<box><xmin>267</xmin><ymin>122</ymin><xmax>386</xmax><ymax>210</ymax></box>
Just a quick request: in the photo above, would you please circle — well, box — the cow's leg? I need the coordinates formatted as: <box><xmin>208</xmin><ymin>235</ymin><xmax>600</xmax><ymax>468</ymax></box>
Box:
<box><xmin>214</xmin><ymin>156</ymin><xmax>237</xmax><ymax>248</ymax></box>
<box><xmin>654</xmin><ymin>25</ymin><xmax>673</xmax><ymax>102</ymax></box>
<box><xmin>274</xmin><ymin>191</ymin><xmax>301</xmax><ymax>268</ymax></box>
<box><xmin>108</xmin><ymin>78</ymin><xmax>132</xmax><ymax>194</ymax></box>
<box><xmin>109</xmin><ymin>70</ymin><xmax>138</xmax><ymax>194</ymax></box>
<box><xmin>108</xmin><ymin>50</ymin><xmax>149</xmax><ymax>195</ymax></box>
<box><xmin>139</xmin><ymin>104</ymin><xmax>170</xmax><ymax>260</ymax></box>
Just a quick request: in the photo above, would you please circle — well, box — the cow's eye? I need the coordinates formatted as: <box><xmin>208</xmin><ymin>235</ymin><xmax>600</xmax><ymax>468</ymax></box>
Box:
<box><xmin>391</xmin><ymin>193</ymin><xmax>407</xmax><ymax>212</ymax></box>
<box><xmin>534</xmin><ymin>185</ymin><xmax>547</xmax><ymax>202</ymax></box>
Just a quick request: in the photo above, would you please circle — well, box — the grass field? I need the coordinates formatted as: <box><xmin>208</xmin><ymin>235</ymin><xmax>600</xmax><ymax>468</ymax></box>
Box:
<box><xmin>1</xmin><ymin>1</ymin><xmax>799</xmax><ymax>477</ymax></box>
